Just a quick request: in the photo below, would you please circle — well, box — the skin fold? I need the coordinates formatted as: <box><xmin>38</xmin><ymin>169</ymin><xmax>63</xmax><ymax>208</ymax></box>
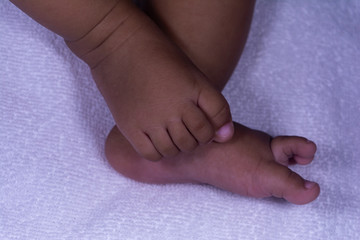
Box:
<box><xmin>10</xmin><ymin>0</ymin><xmax>320</xmax><ymax>204</ymax></box>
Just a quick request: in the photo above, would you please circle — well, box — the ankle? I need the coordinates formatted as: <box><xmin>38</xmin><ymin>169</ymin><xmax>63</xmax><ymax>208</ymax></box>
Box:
<box><xmin>65</xmin><ymin>0</ymin><xmax>141</xmax><ymax>68</ymax></box>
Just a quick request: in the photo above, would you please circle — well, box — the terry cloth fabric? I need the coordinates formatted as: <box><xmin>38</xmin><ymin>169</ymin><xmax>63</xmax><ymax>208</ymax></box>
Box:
<box><xmin>1</xmin><ymin>0</ymin><xmax>359</xmax><ymax>239</ymax></box>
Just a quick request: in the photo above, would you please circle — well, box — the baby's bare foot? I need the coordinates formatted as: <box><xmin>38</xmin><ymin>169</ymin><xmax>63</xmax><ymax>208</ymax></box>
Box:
<box><xmin>66</xmin><ymin>2</ymin><xmax>233</xmax><ymax>161</ymax></box>
<box><xmin>105</xmin><ymin>122</ymin><xmax>320</xmax><ymax>205</ymax></box>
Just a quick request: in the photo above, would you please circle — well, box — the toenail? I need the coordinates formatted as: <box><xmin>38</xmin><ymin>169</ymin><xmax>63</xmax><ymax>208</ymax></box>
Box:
<box><xmin>304</xmin><ymin>180</ymin><xmax>316</xmax><ymax>189</ymax></box>
<box><xmin>216</xmin><ymin>122</ymin><xmax>233</xmax><ymax>138</ymax></box>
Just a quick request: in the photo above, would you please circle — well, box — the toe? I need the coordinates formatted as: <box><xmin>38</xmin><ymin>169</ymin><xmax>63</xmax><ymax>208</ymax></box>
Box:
<box><xmin>167</xmin><ymin>121</ymin><xmax>198</xmax><ymax>152</ymax></box>
<box><xmin>146</xmin><ymin>128</ymin><xmax>180</xmax><ymax>158</ymax></box>
<box><xmin>182</xmin><ymin>103</ymin><xmax>215</xmax><ymax>144</ymax></box>
<box><xmin>213</xmin><ymin>122</ymin><xmax>235</xmax><ymax>142</ymax></box>
<box><xmin>258</xmin><ymin>162</ymin><xmax>320</xmax><ymax>205</ymax></box>
<box><xmin>271</xmin><ymin>136</ymin><xmax>317</xmax><ymax>166</ymax></box>
<box><xmin>105</xmin><ymin>126</ymin><xmax>185</xmax><ymax>184</ymax></box>
<box><xmin>197</xmin><ymin>86</ymin><xmax>233</xmax><ymax>141</ymax></box>
<box><xmin>126</xmin><ymin>129</ymin><xmax>163</xmax><ymax>161</ymax></box>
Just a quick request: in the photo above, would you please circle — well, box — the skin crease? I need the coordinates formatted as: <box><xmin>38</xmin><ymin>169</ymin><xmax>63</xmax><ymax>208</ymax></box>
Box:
<box><xmin>12</xmin><ymin>0</ymin><xmax>235</xmax><ymax>162</ymax></box>
<box><xmin>106</xmin><ymin>123</ymin><xmax>320</xmax><ymax>205</ymax></box>
<box><xmin>69</xmin><ymin>0</ymin><xmax>235</xmax><ymax>161</ymax></box>
<box><xmin>10</xmin><ymin>0</ymin><xmax>321</xmax><ymax>204</ymax></box>
<box><xmin>104</xmin><ymin>0</ymin><xmax>320</xmax><ymax>204</ymax></box>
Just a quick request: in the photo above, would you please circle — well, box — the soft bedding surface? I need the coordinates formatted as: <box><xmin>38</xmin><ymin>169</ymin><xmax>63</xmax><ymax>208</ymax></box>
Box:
<box><xmin>1</xmin><ymin>0</ymin><xmax>359</xmax><ymax>239</ymax></box>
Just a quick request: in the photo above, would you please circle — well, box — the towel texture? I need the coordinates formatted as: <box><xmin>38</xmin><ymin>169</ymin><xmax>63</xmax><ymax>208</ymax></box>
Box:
<box><xmin>1</xmin><ymin>0</ymin><xmax>359</xmax><ymax>239</ymax></box>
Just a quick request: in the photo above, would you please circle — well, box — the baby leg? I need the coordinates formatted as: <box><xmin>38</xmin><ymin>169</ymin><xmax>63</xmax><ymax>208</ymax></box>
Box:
<box><xmin>105</xmin><ymin>0</ymin><xmax>320</xmax><ymax>204</ymax></box>
<box><xmin>144</xmin><ymin>0</ymin><xmax>255</xmax><ymax>91</ymax></box>
<box><xmin>66</xmin><ymin>0</ymin><xmax>234</xmax><ymax>161</ymax></box>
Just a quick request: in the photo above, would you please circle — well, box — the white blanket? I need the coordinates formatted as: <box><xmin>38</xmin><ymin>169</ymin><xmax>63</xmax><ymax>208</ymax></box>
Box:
<box><xmin>1</xmin><ymin>1</ymin><xmax>359</xmax><ymax>239</ymax></box>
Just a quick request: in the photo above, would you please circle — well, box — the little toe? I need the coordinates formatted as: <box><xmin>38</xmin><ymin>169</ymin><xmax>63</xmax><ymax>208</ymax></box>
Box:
<box><xmin>126</xmin><ymin>129</ymin><xmax>162</xmax><ymax>161</ymax></box>
<box><xmin>259</xmin><ymin>162</ymin><xmax>320</xmax><ymax>205</ymax></box>
<box><xmin>271</xmin><ymin>136</ymin><xmax>317</xmax><ymax>166</ymax></box>
<box><xmin>105</xmin><ymin>126</ymin><xmax>187</xmax><ymax>184</ymax></box>
<box><xmin>146</xmin><ymin>128</ymin><xmax>180</xmax><ymax>158</ymax></box>
<box><xmin>167</xmin><ymin>122</ymin><xmax>198</xmax><ymax>152</ymax></box>
<box><xmin>182</xmin><ymin>104</ymin><xmax>214</xmax><ymax>144</ymax></box>
<box><xmin>197</xmin><ymin>86</ymin><xmax>233</xmax><ymax>141</ymax></box>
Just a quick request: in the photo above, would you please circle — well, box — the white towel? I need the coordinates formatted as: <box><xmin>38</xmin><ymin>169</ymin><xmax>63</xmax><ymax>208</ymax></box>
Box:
<box><xmin>1</xmin><ymin>0</ymin><xmax>359</xmax><ymax>239</ymax></box>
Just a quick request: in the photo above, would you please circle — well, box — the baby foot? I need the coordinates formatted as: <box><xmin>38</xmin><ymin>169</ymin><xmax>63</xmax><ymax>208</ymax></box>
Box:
<box><xmin>66</xmin><ymin>1</ymin><xmax>233</xmax><ymax>161</ymax></box>
<box><xmin>105</xmin><ymin>122</ymin><xmax>320</xmax><ymax>205</ymax></box>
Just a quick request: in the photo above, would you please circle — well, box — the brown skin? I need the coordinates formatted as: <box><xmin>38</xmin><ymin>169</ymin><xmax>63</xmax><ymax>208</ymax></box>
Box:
<box><xmin>77</xmin><ymin>2</ymin><xmax>235</xmax><ymax>160</ymax></box>
<box><xmin>106</xmin><ymin>123</ymin><xmax>320</xmax><ymax>205</ymax></box>
<box><xmin>11</xmin><ymin>0</ymin><xmax>320</xmax><ymax>203</ymax></box>
<box><xmin>105</xmin><ymin>0</ymin><xmax>320</xmax><ymax>204</ymax></box>
<box><xmin>12</xmin><ymin>0</ymin><xmax>234</xmax><ymax>161</ymax></box>
<box><xmin>145</xmin><ymin>0</ymin><xmax>256</xmax><ymax>90</ymax></box>
<box><xmin>10</xmin><ymin>0</ymin><xmax>119</xmax><ymax>41</ymax></box>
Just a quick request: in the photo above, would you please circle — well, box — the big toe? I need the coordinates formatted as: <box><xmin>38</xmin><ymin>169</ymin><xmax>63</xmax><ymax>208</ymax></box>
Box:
<box><xmin>258</xmin><ymin>162</ymin><xmax>320</xmax><ymax>205</ymax></box>
<box><xmin>214</xmin><ymin>122</ymin><xmax>235</xmax><ymax>142</ymax></box>
<box><xmin>197</xmin><ymin>85</ymin><xmax>234</xmax><ymax>142</ymax></box>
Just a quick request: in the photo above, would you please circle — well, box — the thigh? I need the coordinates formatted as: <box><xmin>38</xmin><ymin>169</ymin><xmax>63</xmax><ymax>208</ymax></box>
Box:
<box><xmin>144</xmin><ymin>0</ymin><xmax>255</xmax><ymax>91</ymax></box>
